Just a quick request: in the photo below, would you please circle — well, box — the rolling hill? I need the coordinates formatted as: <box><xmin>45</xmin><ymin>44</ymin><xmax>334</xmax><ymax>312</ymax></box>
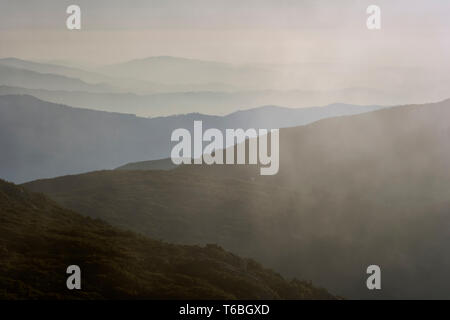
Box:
<box><xmin>0</xmin><ymin>94</ymin><xmax>383</xmax><ymax>183</ymax></box>
<box><xmin>24</xmin><ymin>98</ymin><xmax>450</xmax><ymax>299</ymax></box>
<box><xmin>116</xmin><ymin>158</ymin><xmax>178</xmax><ymax>171</ymax></box>
<box><xmin>0</xmin><ymin>178</ymin><xmax>334</xmax><ymax>299</ymax></box>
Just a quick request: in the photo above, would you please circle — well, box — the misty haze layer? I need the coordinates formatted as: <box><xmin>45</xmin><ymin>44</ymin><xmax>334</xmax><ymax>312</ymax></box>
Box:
<box><xmin>25</xmin><ymin>99</ymin><xmax>450</xmax><ymax>299</ymax></box>
<box><xmin>2</xmin><ymin>0</ymin><xmax>450</xmax><ymax>301</ymax></box>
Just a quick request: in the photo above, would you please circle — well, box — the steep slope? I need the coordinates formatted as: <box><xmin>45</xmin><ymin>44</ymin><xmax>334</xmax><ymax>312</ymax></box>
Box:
<box><xmin>0</xmin><ymin>179</ymin><xmax>334</xmax><ymax>300</ymax></box>
<box><xmin>0</xmin><ymin>94</ymin><xmax>382</xmax><ymax>183</ymax></box>
<box><xmin>24</xmin><ymin>98</ymin><xmax>450</xmax><ymax>299</ymax></box>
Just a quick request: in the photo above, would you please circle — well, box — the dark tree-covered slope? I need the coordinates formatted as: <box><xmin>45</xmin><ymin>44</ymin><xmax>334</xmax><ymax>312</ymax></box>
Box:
<box><xmin>0</xmin><ymin>179</ymin><xmax>334</xmax><ymax>300</ymax></box>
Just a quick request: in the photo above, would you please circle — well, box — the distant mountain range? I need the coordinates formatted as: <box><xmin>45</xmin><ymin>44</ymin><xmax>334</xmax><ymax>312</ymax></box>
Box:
<box><xmin>24</xmin><ymin>98</ymin><xmax>450</xmax><ymax>299</ymax></box>
<box><xmin>0</xmin><ymin>57</ymin><xmax>242</xmax><ymax>95</ymax></box>
<box><xmin>0</xmin><ymin>57</ymin><xmax>111</xmax><ymax>84</ymax></box>
<box><xmin>98</xmin><ymin>56</ymin><xmax>275</xmax><ymax>89</ymax></box>
<box><xmin>0</xmin><ymin>94</ymin><xmax>384</xmax><ymax>183</ymax></box>
<box><xmin>0</xmin><ymin>178</ymin><xmax>334</xmax><ymax>299</ymax></box>
<box><xmin>0</xmin><ymin>64</ymin><xmax>114</xmax><ymax>93</ymax></box>
<box><xmin>0</xmin><ymin>84</ymin><xmax>396</xmax><ymax>117</ymax></box>
<box><xmin>0</xmin><ymin>57</ymin><xmax>433</xmax><ymax>116</ymax></box>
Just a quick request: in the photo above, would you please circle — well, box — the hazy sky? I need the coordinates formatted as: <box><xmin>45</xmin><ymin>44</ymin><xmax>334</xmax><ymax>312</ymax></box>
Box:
<box><xmin>0</xmin><ymin>0</ymin><xmax>449</xmax><ymax>67</ymax></box>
